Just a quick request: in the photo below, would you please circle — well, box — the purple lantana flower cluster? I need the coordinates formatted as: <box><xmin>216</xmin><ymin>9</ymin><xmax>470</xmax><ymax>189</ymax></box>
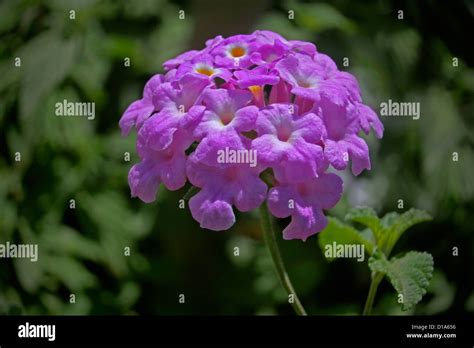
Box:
<box><xmin>120</xmin><ymin>30</ymin><xmax>383</xmax><ymax>241</ymax></box>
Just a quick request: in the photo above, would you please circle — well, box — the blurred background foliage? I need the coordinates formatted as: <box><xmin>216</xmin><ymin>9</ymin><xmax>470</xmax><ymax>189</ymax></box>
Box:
<box><xmin>0</xmin><ymin>0</ymin><xmax>473</xmax><ymax>315</ymax></box>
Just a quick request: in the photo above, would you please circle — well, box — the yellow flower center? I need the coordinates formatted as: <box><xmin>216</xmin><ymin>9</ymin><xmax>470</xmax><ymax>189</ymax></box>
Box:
<box><xmin>248</xmin><ymin>85</ymin><xmax>261</xmax><ymax>94</ymax></box>
<box><xmin>230</xmin><ymin>46</ymin><xmax>246</xmax><ymax>58</ymax></box>
<box><xmin>195</xmin><ymin>67</ymin><xmax>214</xmax><ymax>76</ymax></box>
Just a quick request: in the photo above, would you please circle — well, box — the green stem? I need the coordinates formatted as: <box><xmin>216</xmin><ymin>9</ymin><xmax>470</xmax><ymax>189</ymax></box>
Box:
<box><xmin>362</xmin><ymin>272</ymin><xmax>383</xmax><ymax>315</ymax></box>
<box><xmin>183</xmin><ymin>185</ymin><xmax>199</xmax><ymax>200</ymax></box>
<box><xmin>259</xmin><ymin>203</ymin><xmax>307</xmax><ymax>316</ymax></box>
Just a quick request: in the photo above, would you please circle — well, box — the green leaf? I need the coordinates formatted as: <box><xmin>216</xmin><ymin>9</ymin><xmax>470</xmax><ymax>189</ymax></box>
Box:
<box><xmin>142</xmin><ymin>5</ymin><xmax>194</xmax><ymax>72</ymax></box>
<box><xmin>421</xmin><ymin>271</ymin><xmax>455</xmax><ymax>315</ymax></box>
<box><xmin>0</xmin><ymin>59</ymin><xmax>21</xmax><ymax>93</ymax></box>
<box><xmin>44</xmin><ymin>255</ymin><xmax>97</xmax><ymax>291</ymax></box>
<box><xmin>288</xmin><ymin>1</ymin><xmax>356</xmax><ymax>33</ymax></box>
<box><xmin>183</xmin><ymin>185</ymin><xmax>199</xmax><ymax>201</ymax></box>
<box><xmin>0</xmin><ymin>1</ymin><xmax>22</xmax><ymax>34</ymax></box>
<box><xmin>42</xmin><ymin>88</ymin><xmax>94</xmax><ymax>150</ymax></box>
<box><xmin>123</xmin><ymin>0</ymin><xmax>164</xmax><ymax>18</ymax></box>
<box><xmin>13</xmin><ymin>219</ymin><xmax>42</xmax><ymax>293</ymax></box>
<box><xmin>13</xmin><ymin>258</ymin><xmax>43</xmax><ymax>294</ymax></box>
<box><xmin>70</xmin><ymin>24</ymin><xmax>111</xmax><ymax>101</ymax></box>
<box><xmin>253</xmin><ymin>13</ymin><xmax>312</xmax><ymax>41</ymax></box>
<box><xmin>40</xmin><ymin>225</ymin><xmax>102</xmax><ymax>262</ymax></box>
<box><xmin>76</xmin><ymin>191</ymin><xmax>154</xmax><ymax>276</ymax></box>
<box><xmin>18</xmin><ymin>31</ymin><xmax>78</xmax><ymax>122</ymax></box>
<box><xmin>116</xmin><ymin>282</ymin><xmax>141</xmax><ymax>308</ymax></box>
<box><xmin>319</xmin><ymin>217</ymin><xmax>375</xmax><ymax>260</ymax></box>
<box><xmin>380</xmin><ymin>209</ymin><xmax>432</xmax><ymax>255</ymax></box>
<box><xmin>345</xmin><ymin>206</ymin><xmax>383</xmax><ymax>241</ymax></box>
<box><xmin>345</xmin><ymin>207</ymin><xmax>431</xmax><ymax>256</ymax></box>
<box><xmin>369</xmin><ymin>251</ymin><xmax>434</xmax><ymax>311</ymax></box>
<box><xmin>382</xmin><ymin>209</ymin><xmax>432</xmax><ymax>235</ymax></box>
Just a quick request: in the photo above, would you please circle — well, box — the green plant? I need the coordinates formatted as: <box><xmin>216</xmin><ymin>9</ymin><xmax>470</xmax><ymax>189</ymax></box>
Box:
<box><xmin>319</xmin><ymin>207</ymin><xmax>433</xmax><ymax>315</ymax></box>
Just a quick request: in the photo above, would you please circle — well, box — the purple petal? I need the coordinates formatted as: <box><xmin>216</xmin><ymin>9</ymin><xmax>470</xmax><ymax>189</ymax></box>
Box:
<box><xmin>119</xmin><ymin>99</ymin><xmax>155</xmax><ymax>136</ymax></box>
<box><xmin>178</xmin><ymin>105</ymin><xmax>206</xmax><ymax>131</ymax></box>
<box><xmin>268</xmin><ymin>173</ymin><xmax>343</xmax><ymax>241</ymax></box>
<box><xmin>163</xmin><ymin>50</ymin><xmax>200</xmax><ymax>71</ymax></box>
<box><xmin>234</xmin><ymin>66</ymin><xmax>280</xmax><ymax>88</ymax></box>
<box><xmin>267</xmin><ymin>185</ymin><xmax>295</xmax><ymax>218</ymax></box>
<box><xmin>232</xmin><ymin>175</ymin><xmax>267</xmax><ymax>212</ymax></box>
<box><xmin>289</xmin><ymin>40</ymin><xmax>317</xmax><ymax>56</ymax></box>
<box><xmin>159</xmin><ymin>151</ymin><xmax>187</xmax><ymax>190</ymax></box>
<box><xmin>189</xmin><ymin>189</ymin><xmax>236</xmax><ymax>231</ymax></box>
<box><xmin>344</xmin><ymin>134</ymin><xmax>371</xmax><ymax>176</ymax></box>
<box><xmin>292</xmin><ymin>112</ymin><xmax>324</xmax><ymax>143</ymax></box>
<box><xmin>269</xmin><ymin>79</ymin><xmax>291</xmax><ymax>104</ymax></box>
<box><xmin>324</xmin><ymin>139</ymin><xmax>348</xmax><ymax>170</ymax></box>
<box><xmin>313</xmin><ymin>53</ymin><xmax>337</xmax><ymax>74</ymax></box>
<box><xmin>193</xmin><ymin>110</ymin><xmax>225</xmax><ymax>139</ymax></box>
<box><xmin>178</xmin><ymin>73</ymin><xmax>212</xmax><ymax>108</ymax></box>
<box><xmin>252</xmin><ymin>134</ymin><xmax>288</xmax><ymax>164</ymax></box>
<box><xmin>232</xmin><ymin>105</ymin><xmax>259</xmax><ymax>132</ymax></box>
<box><xmin>202</xmin><ymin>88</ymin><xmax>252</xmax><ymax>115</ymax></box>
<box><xmin>307</xmin><ymin>173</ymin><xmax>343</xmax><ymax>208</ymax></box>
<box><xmin>128</xmin><ymin>159</ymin><xmax>161</xmax><ymax>203</ymax></box>
<box><xmin>354</xmin><ymin>103</ymin><xmax>384</xmax><ymax>138</ymax></box>
<box><xmin>137</xmin><ymin>114</ymin><xmax>178</xmax><ymax>156</ymax></box>
<box><xmin>190</xmin><ymin>131</ymin><xmax>246</xmax><ymax>168</ymax></box>
<box><xmin>282</xmin><ymin>205</ymin><xmax>327</xmax><ymax>241</ymax></box>
<box><xmin>274</xmin><ymin>138</ymin><xmax>324</xmax><ymax>182</ymax></box>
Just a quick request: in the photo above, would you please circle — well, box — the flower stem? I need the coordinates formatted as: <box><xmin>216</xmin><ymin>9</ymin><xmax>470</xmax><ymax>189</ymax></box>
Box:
<box><xmin>362</xmin><ymin>272</ymin><xmax>383</xmax><ymax>315</ymax></box>
<box><xmin>259</xmin><ymin>203</ymin><xmax>307</xmax><ymax>316</ymax></box>
<box><xmin>183</xmin><ymin>185</ymin><xmax>199</xmax><ymax>200</ymax></box>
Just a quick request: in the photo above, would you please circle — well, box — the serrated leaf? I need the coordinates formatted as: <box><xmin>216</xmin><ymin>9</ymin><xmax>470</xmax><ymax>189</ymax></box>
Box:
<box><xmin>345</xmin><ymin>206</ymin><xmax>383</xmax><ymax>241</ymax></box>
<box><xmin>380</xmin><ymin>209</ymin><xmax>432</xmax><ymax>255</ymax></box>
<box><xmin>319</xmin><ymin>217</ymin><xmax>374</xmax><ymax>260</ymax></box>
<box><xmin>369</xmin><ymin>251</ymin><xmax>434</xmax><ymax>311</ymax></box>
<box><xmin>382</xmin><ymin>209</ymin><xmax>432</xmax><ymax>235</ymax></box>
